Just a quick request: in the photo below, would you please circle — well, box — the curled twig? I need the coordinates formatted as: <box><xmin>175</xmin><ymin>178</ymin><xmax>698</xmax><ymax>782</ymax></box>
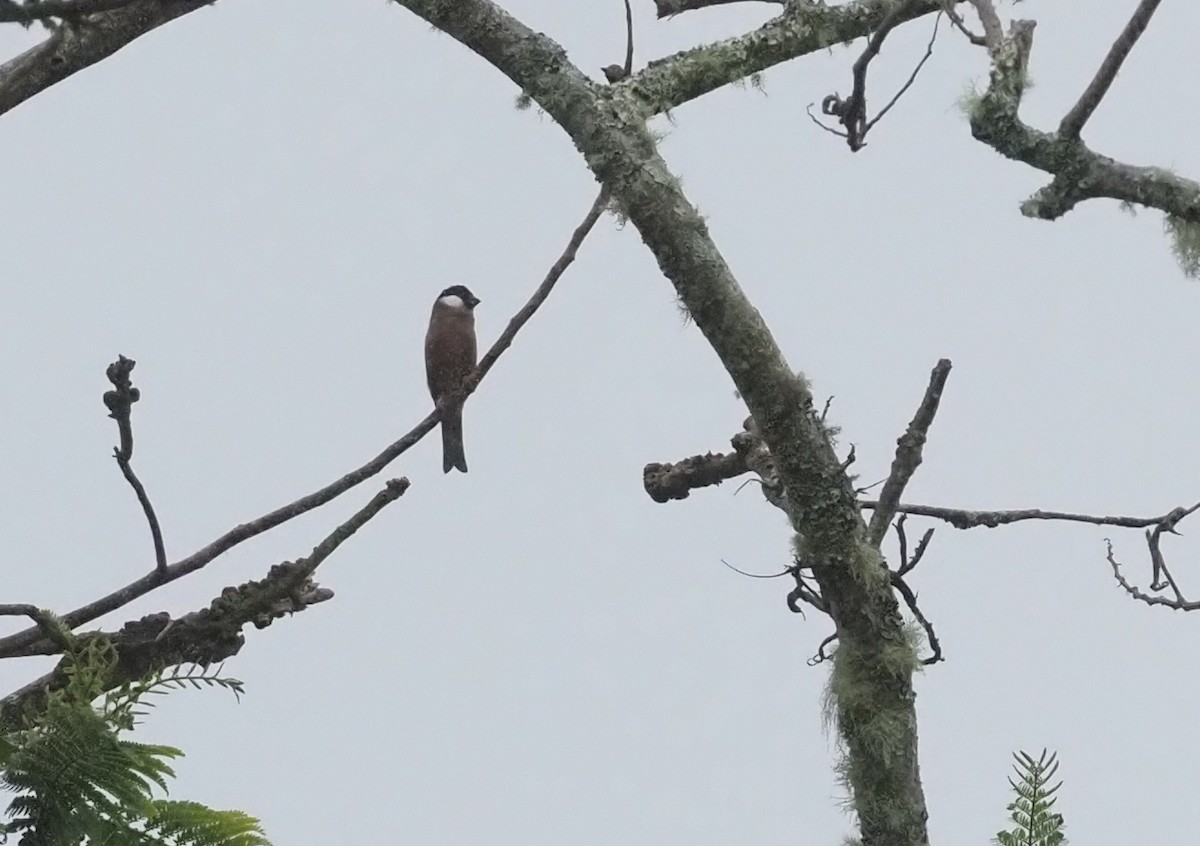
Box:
<box><xmin>104</xmin><ymin>356</ymin><xmax>168</xmax><ymax>574</ymax></box>
<box><xmin>818</xmin><ymin>1</ymin><xmax>940</xmax><ymax>151</ymax></box>
<box><xmin>808</xmin><ymin>632</ymin><xmax>837</xmax><ymax>666</ymax></box>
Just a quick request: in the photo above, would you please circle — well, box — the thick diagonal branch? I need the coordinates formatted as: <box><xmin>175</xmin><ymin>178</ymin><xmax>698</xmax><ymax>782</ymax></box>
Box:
<box><xmin>389</xmin><ymin>2</ymin><xmax>929</xmax><ymax>842</ymax></box>
<box><xmin>0</xmin><ymin>0</ymin><xmax>216</xmax><ymax>117</ymax></box>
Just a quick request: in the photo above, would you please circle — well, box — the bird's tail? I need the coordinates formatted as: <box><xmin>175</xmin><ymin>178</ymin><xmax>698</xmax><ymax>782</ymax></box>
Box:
<box><xmin>441</xmin><ymin>410</ymin><xmax>468</xmax><ymax>473</ymax></box>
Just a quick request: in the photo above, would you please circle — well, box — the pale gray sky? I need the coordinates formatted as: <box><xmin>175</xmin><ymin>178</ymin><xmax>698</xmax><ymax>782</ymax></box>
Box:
<box><xmin>2</xmin><ymin>1</ymin><xmax>1198</xmax><ymax>843</ymax></box>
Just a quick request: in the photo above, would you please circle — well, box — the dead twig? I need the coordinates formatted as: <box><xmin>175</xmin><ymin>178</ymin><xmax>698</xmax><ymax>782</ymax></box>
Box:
<box><xmin>889</xmin><ymin>571</ymin><xmax>943</xmax><ymax>663</ymax></box>
<box><xmin>1106</xmin><ymin>534</ymin><xmax>1200</xmax><ymax>612</ymax></box>
<box><xmin>0</xmin><ymin>194</ymin><xmax>610</xmax><ymax>660</ymax></box>
<box><xmin>894</xmin><ymin>515</ymin><xmax>934</xmax><ymax>578</ymax></box>
<box><xmin>1058</xmin><ymin>0</ymin><xmax>1163</xmax><ymax>140</ymax></box>
<box><xmin>103</xmin><ymin>356</ymin><xmax>168</xmax><ymax>573</ymax></box>
<box><xmin>808</xmin><ymin>632</ymin><xmax>837</xmax><ymax>666</ymax></box>
<box><xmin>863</xmin><ymin>500</ymin><xmax>1200</xmax><ymax>531</ymax></box>
<box><xmin>818</xmin><ymin>1</ymin><xmax>939</xmax><ymax>151</ymax></box>
<box><xmin>867</xmin><ymin>358</ymin><xmax>952</xmax><ymax>546</ymax></box>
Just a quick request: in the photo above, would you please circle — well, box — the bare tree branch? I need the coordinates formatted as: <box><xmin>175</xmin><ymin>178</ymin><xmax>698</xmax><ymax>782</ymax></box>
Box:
<box><xmin>864</xmin><ymin>500</ymin><xmax>1200</xmax><ymax>531</ymax></box>
<box><xmin>0</xmin><ymin>193</ymin><xmax>609</xmax><ymax>659</ymax></box>
<box><xmin>644</xmin><ymin>450</ymin><xmax>747</xmax><ymax>502</ymax></box>
<box><xmin>1107</xmin><ymin>533</ymin><xmax>1200</xmax><ymax>612</ymax></box>
<box><xmin>818</xmin><ymin>0</ymin><xmax>930</xmax><ymax>151</ymax></box>
<box><xmin>889</xmin><ymin>570</ymin><xmax>942</xmax><ymax>664</ymax></box>
<box><xmin>388</xmin><ymin>2</ymin><xmax>931</xmax><ymax>838</ymax></box>
<box><xmin>653</xmin><ymin>0</ymin><xmax>783</xmax><ymax>18</ymax></box>
<box><xmin>622</xmin><ymin>0</ymin><xmax>633</xmax><ymax>76</ymax></box>
<box><xmin>103</xmin><ymin>355</ymin><xmax>168</xmax><ymax>573</ymax></box>
<box><xmin>0</xmin><ymin>0</ymin><xmax>140</xmax><ymax>23</ymax></box>
<box><xmin>967</xmin><ymin>2</ymin><xmax>1200</xmax><ymax>221</ymax></box>
<box><xmin>807</xmin><ymin>631</ymin><xmax>837</xmax><ymax>665</ymax></box>
<box><xmin>942</xmin><ymin>1</ymin><xmax>984</xmax><ymax>45</ymax></box>
<box><xmin>867</xmin><ymin>359</ymin><xmax>952</xmax><ymax>546</ymax></box>
<box><xmin>621</xmin><ymin>0</ymin><xmax>956</xmax><ymax>116</ymax></box>
<box><xmin>0</xmin><ymin>0</ymin><xmax>216</xmax><ymax>118</ymax></box>
<box><xmin>1057</xmin><ymin>0</ymin><xmax>1163</xmax><ymax>140</ymax></box>
<box><xmin>0</xmin><ymin>479</ymin><xmax>408</xmax><ymax>727</ymax></box>
<box><xmin>893</xmin><ymin>515</ymin><xmax>934</xmax><ymax>578</ymax></box>
<box><xmin>461</xmin><ymin>188</ymin><xmax>608</xmax><ymax>397</ymax></box>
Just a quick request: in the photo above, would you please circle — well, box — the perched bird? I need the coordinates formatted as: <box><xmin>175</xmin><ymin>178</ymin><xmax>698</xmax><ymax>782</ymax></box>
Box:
<box><xmin>425</xmin><ymin>284</ymin><xmax>480</xmax><ymax>473</ymax></box>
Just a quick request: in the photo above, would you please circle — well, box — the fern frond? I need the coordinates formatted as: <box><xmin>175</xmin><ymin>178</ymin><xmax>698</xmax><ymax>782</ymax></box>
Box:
<box><xmin>106</xmin><ymin>665</ymin><xmax>245</xmax><ymax>729</ymax></box>
<box><xmin>3</xmin><ymin>646</ymin><xmax>268</xmax><ymax>845</ymax></box>
<box><xmin>146</xmin><ymin>800</ymin><xmax>270</xmax><ymax>846</ymax></box>
<box><xmin>994</xmin><ymin>748</ymin><xmax>1068</xmax><ymax>846</ymax></box>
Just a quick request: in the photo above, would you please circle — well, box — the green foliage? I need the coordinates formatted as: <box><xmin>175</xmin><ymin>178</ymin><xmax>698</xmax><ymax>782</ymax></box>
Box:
<box><xmin>1</xmin><ymin>638</ymin><xmax>267</xmax><ymax>846</ymax></box>
<box><xmin>994</xmin><ymin>749</ymin><xmax>1068</xmax><ymax>846</ymax></box>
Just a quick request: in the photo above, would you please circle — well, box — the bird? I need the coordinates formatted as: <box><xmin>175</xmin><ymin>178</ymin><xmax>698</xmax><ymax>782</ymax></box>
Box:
<box><xmin>424</xmin><ymin>284</ymin><xmax>480</xmax><ymax>473</ymax></box>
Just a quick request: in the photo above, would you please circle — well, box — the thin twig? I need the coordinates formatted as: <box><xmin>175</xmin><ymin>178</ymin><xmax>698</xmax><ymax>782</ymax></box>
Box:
<box><xmin>897</xmin><ymin>527</ymin><xmax>934</xmax><ymax>577</ymax></box>
<box><xmin>820</xmin><ymin>0</ymin><xmax>924</xmax><ymax>151</ymax></box>
<box><xmin>786</xmin><ymin>570</ymin><xmax>826</xmax><ymax>616</ymax></box>
<box><xmin>808</xmin><ymin>632</ymin><xmax>837</xmax><ymax>665</ymax></box>
<box><xmin>103</xmin><ymin>356</ymin><xmax>168</xmax><ymax>573</ymax></box>
<box><xmin>863</xmin><ymin>500</ymin><xmax>1200</xmax><ymax>531</ymax></box>
<box><xmin>1057</xmin><ymin>0</ymin><xmax>1163</xmax><ymax>139</ymax></box>
<box><xmin>942</xmin><ymin>1</ymin><xmax>985</xmax><ymax>45</ymax></box>
<box><xmin>291</xmin><ymin>479</ymin><xmax>410</xmax><ymax>581</ymax></box>
<box><xmin>862</xmin><ymin>11</ymin><xmax>941</xmax><ymax>134</ymax></box>
<box><xmin>890</xmin><ymin>572</ymin><xmax>943</xmax><ymax>663</ymax></box>
<box><xmin>719</xmin><ymin>558</ymin><xmax>791</xmax><ymax>579</ymax></box>
<box><xmin>1106</xmin><ymin>538</ymin><xmax>1200</xmax><ymax>611</ymax></box>
<box><xmin>867</xmin><ymin>358</ymin><xmax>952</xmax><ymax>546</ymax></box>
<box><xmin>0</xmin><ymin>194</ymin><xmax>610</xmax><ymax>660</ymax></box>
<box><xmin>463</xmin><ymin>188</ymin><xmax>608</xmax><ymax>395</ymax></box>
<box><xmin>0</xmin><ymin>605</ymin><xmax>71</xmax><ymax>649</ymax></box>
<box><xmin>0</xmin><ymin>0</ymin><xmax>215</xmax><ymax>118</ymax></box>
<box><xmin>622</xmin><ymin>0</ymin><xmax>633</xmax><ymax>76</ymax></box>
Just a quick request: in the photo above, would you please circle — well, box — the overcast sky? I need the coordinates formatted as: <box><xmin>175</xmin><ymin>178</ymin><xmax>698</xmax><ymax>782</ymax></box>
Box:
<box><xmin>2</xmin><ymin>1</ymin><xmax>1198</xmax><ymax>843</ymax></box>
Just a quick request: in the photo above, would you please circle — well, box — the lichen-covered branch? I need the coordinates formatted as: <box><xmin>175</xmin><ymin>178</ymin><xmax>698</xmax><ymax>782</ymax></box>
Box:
<box><xmin>622</xmin><ymin>0</ymin><xmax>952</xmax><ymax>116</ymax></box>
<box><xmin>0</xmin><ymin>0</ymin><xmax>217</xmax><ymax>118</ymax></box>
<box><xmin>967</xmin><ymin>9</ymin><xmax>1200</xmax><ymax>222</ymax></box>
<box><xmin>390</xmin><ymin>2</ymin><xmax>929</xmax><ymax>842</ymax></box>
<box><xmin>0</xmin><ymin>479</ymin><xmax>408</xmax><ymax>729</ymax></box>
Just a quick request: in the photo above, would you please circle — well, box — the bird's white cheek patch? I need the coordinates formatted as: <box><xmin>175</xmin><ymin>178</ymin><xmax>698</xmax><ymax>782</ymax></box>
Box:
<box><xmin>439</xmin><ymin>294</ymin><xmax>466</xmax><ymax>308</ymax></box>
